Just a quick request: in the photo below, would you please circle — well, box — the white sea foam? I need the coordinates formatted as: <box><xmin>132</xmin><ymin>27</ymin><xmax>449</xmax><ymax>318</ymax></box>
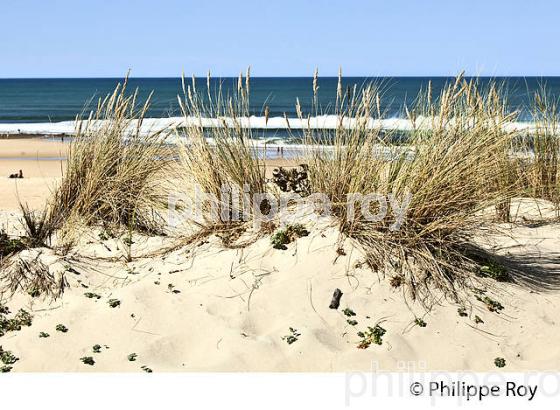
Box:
<box><xmin>0</xmin><ymin>115</ymin><xmax>539</xmax><ymax>141</ymax></box>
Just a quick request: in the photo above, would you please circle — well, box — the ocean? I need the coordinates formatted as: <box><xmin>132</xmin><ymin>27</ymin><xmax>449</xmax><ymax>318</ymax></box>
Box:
<box><xmin>1</xmin><ymin>77</ymin><xmax>560</xmax><ymax>124</ymax></box>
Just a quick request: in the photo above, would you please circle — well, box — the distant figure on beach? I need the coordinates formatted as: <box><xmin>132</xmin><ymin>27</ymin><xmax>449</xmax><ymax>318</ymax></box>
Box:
<box><xmin>8</xmin><ymin>170</ymin><xmax>23</xmax><ymax>179</ymax></box>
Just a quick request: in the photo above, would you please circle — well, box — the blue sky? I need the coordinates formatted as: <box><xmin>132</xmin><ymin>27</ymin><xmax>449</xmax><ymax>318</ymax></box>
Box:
<box><xmin>0</xmin><ymin>0</ymin><xmax>558</xmax><ymax>77</ymax></box>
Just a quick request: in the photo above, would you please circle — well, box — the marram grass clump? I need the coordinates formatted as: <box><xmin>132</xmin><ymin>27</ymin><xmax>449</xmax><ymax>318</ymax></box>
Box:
<box><xmin>297</xmin><ymin>73</ymin><xmax>517</xmax><ymax>305</ymax></box>
<box><xmin>177</xmin><ymin>70</ymin><xmax>268</xmax><ymax>233</ymax></box>
<box><xmin>48</xmin><ymin>78</ymin><xmax>173</xmax><ymax>238</ymax></box>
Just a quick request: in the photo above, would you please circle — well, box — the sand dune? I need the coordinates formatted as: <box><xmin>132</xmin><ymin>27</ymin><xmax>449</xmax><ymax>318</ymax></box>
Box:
<box><xmin>1</xmin><ymin>137</ymin><xmax>560</xmax><ymax>372</ymax></box>
<box><xmin>1</xmin><ymin>208</ymin><xmax>559</xmax><ymax>372</ymax></box>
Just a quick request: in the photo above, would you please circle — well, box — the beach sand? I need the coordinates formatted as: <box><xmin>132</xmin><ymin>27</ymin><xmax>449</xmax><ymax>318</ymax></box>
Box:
<box><xmin>1</xmin><ymin>137</ymin><xmax>560</xmax><ymax>372</ymax></box>
<box><xmin>0</xmin><ymin>135</ymin><xmax>69</xmax><ymax>158</ymax></box>
<box><xmin>0</xmin><ymin>138</ymin><xmax>67</xmax><ymax>211</ymax></box>
<box><xmin>0</xmin><ymin>138</ymin><xmax>297</xmax><ymax>211</ymax></box>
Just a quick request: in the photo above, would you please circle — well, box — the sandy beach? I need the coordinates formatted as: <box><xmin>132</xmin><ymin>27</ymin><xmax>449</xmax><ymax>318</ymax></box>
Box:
<box><xmin>0</xmin><ymin>137</ymin><xmax>67</xmax><ymax>211</ymax></box>
<box><xmin>0</xmin><ymin>137</ymin><xmax>299</xmax><ymax>211</ymax></box>
<box><xmin>0</xmin><ymin>135</ymin><xmax>69</xmax><ymax>158</ymax></box>
<box><xmin>1</xmin><ymin>136</ymin><xmax>560</xmax><ymax>372</ymax></box>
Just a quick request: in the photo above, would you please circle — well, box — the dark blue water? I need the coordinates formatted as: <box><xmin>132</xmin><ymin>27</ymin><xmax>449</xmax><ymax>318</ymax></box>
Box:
<box><xmin>1</xmin><ymin>77</ymin><xmax>559</xmax><ymax>123</ymax></box>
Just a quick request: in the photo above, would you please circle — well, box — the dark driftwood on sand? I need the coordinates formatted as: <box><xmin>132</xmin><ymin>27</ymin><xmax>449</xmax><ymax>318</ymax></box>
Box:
<box><xmin>329</xmin><ymin>288</ymin><xmax>343</xmax><ymax>309</ymax></box>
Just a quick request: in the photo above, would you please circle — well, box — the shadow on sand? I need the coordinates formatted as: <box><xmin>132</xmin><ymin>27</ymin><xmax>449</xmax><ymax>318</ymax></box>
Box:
<box><xmin>498</xmin><ymin>251</ymin><xmax>560</xmax><ymax>292</ymax></box>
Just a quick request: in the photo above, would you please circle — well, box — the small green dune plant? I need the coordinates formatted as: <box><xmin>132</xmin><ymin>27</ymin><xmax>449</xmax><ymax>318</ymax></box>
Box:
<box><xmin>270</xmin><ymin>224</ymin><xmax>309</xmax><ymax>250</ymax></box>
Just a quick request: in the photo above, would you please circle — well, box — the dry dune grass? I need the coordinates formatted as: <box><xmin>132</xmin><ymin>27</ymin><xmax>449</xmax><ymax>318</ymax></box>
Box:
<box><xmin>298</xmin><ymin>74</ymin><xmax>520</xmax><ymax>304</ymax></box>
<box><xmin>176</xmin><ymin>70</ymin><xmax>268</xmax><ymax>235</ymax></box>
<box><xmin>1</xmin><ymin>255</ymin><xmax>68</xmax><ymax>300</ymax></box>
<box><xmin>494</xmin><ymin>88</ymin><xmax>560</xmax><ymax>220</ymax></box>
<box><xmin>46</xmin><ymin>80</ymin><xmax>173</xmax><ymax>238</ymax></box>
<box><xmin>523</xmin><ymin>89</ymin><xmax>560</xmax><ymax>210</ymax></box>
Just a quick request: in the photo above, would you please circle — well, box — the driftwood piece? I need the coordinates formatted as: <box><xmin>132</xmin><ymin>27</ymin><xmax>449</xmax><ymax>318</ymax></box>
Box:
<box><xmin>329</xmin><ymin>288</ymin><xmax>343</xmax><ymax>309</ymax></box>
